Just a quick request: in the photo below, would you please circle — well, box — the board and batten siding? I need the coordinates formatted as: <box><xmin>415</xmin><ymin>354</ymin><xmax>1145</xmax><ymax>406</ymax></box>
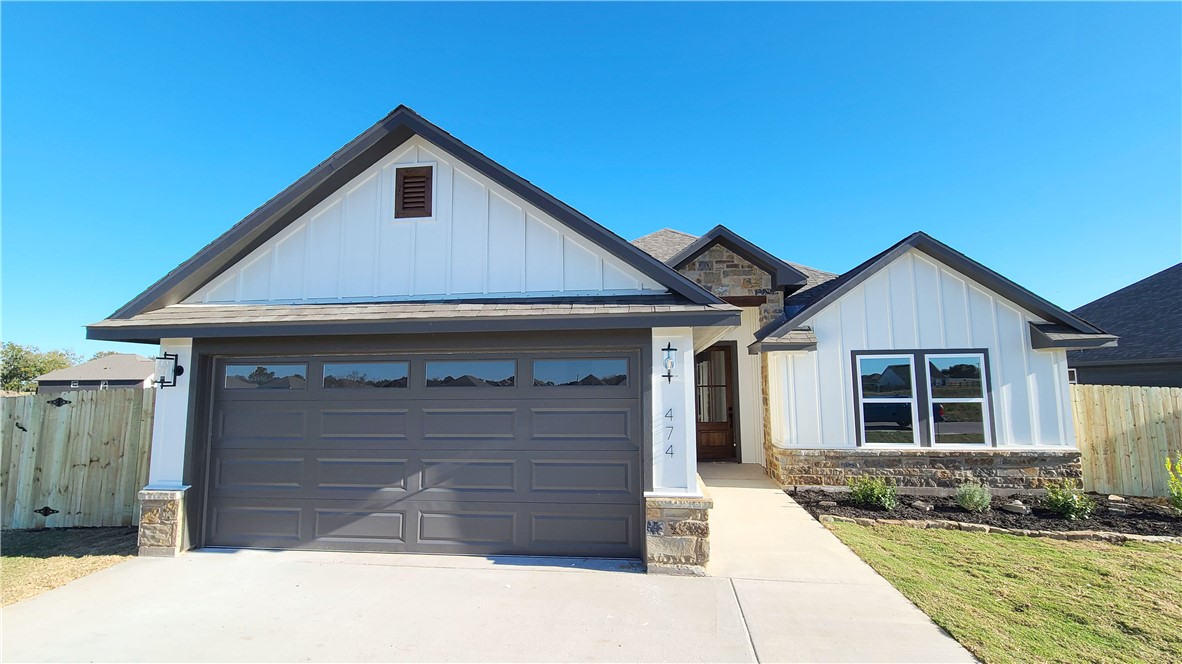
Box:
<box><xmin>187</xmin><ymin>136</ymin><xmax>665</xmax><ymax>304</ymax></box>
<box><xmin>767</xmin><ymin>249</ymin><xmax>1075</xmax><ymax>449</ymax></box>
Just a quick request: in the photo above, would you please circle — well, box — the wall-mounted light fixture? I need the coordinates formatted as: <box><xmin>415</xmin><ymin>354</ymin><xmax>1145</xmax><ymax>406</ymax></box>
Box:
<box><xmin>661</xmin><ymin>343</ymin><xmax>677</xmax><ymax>384</ymax></box>
<box><xmin>154</xmin><ymin>352</ymin><xmax>185</xmax><ymax>388</ymax></box>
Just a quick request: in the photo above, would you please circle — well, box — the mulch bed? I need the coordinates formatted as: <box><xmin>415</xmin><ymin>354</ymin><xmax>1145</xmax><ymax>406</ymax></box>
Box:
<box><xmin>789</xmin><ymin>489</ymin><xmax>1182</xmax><ymax>537</ymax></box>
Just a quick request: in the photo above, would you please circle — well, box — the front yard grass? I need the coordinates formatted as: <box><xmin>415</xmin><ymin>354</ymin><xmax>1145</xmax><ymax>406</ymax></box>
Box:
<box><xmin>1</xmin><ymin>527</ymin><xmax>137</xmax><ymax>606</ymax></box>
<box><xmin>829</xmin><ymin>523</ymin><xmax>1182</xmax><ymax>664</ymax></box>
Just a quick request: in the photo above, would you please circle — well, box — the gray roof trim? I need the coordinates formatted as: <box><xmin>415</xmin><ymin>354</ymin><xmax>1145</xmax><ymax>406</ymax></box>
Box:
<box><xmin>747</xmin><ymin>327</ymin><xmax>818</xmax><ymax>354</ymax></box>
<box><xmin>1029</xmin><ymin>323</ymin><xmax>1119</xmax><ymax>350</ymax></box>
<box><xmin>666</xmin><ymin>225</ymin><xmax>808</xmax><ymax>287</ymax></box>
<box><xmin>107</xmin><ymin>106</ymin><xmax>720</xmax><ymax>320</ymax></box>
<box><xmin>756</xmin><ymin>231</ymin><xmax>1111</xmax><ymax>348</ymax></box>
<box><xmin>1067</xmin><ymin>357</ymin><xmax>1181</xmax><ymax>367</ymax></box>
<box><xmin>87</xmin><ymin>307</ymin><xmax>740</xmax><ymax>345</ymax></box>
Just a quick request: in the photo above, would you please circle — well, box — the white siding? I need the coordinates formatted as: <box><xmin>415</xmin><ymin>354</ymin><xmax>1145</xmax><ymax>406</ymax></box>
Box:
<box><xmin>650</xmin><ymin>328</ymin><xmax>700</xmax><ymax>496</ymax></box>
<box><xmin>771</xmin><ymin>249</ymin><xmax>1074</xmax><ymax>449</ymax></box>
<box><xmin>186</xmin><ymin>136</ymin><xmax>665</xmax><ymax>304</ymax></box>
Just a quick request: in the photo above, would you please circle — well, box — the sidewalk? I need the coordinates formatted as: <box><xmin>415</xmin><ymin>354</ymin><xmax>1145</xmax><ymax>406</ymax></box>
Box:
<box><xmin>700</xmin><ymin>462</ymin><xmax>976</xmax><ymax>663</ymax></box>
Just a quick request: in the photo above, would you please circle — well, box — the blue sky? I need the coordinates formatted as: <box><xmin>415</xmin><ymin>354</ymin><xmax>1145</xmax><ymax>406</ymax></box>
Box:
<box><xmin>3</xmin><ymin>2</ymin><xmax>1179</xmax><ymax>357</ymax></box>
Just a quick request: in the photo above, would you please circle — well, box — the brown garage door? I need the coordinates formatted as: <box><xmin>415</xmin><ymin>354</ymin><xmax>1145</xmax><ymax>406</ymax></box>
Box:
<box><xmin>204</xmin><ymin>349</ymin><xmax>643</xmax><ymax>557</ymax></box>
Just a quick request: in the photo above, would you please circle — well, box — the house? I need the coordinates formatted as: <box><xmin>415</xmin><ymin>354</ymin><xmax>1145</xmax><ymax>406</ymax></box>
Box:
<box><xmin>88</xmin><ymin>107</ymin><xmax>1116</xmax><ymax>571</ymax></box>
<box><xmin>1067</xmin><ymin>263</ymin><xmax>1182</xmax><ymax>387</ymax></box>
<box><xmin>35</xmin><ymin>353</ymin><xmax>156</xmax><ymax>395</ymax></box>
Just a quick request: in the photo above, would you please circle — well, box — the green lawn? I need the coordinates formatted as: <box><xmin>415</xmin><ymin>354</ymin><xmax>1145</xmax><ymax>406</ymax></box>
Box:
<box><xmin>1</xmin><ymin>527</ymin><xmax>137</xmax><ymax>606</ymax></box>
<box><xmin>828</xmin><ymin>523</ymin><xmax>1182</xmax><ymax>664</ymax></box>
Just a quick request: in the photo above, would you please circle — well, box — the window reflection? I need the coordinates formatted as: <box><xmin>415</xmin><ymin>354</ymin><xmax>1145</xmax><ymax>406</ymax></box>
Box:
<box><xmin>928</xmin><ymin>356</ymin><xmax>984</xmax><ymax>399</ymax></box>
<box><xmin>225</xmin><ymin>364</ymin><xmax>308</xmax><ymax>390</ymax></box>
<box><xmin>858</xmin><ymin>357</ymin><xmax>914</xmax><ymax>399</ymax></box>
<box><xmin>323</xmin><ymin>362</ymin><xmax>408</xmax><ymax>389</ymax></box>
<box><xmin>933</xmin><ymin>403</ymin><xmax>987</xmax><ymax>444</ymax></box>
<box><xmin>533</xmin><ymin>359</ymin><xmax>627</xmax><ymax>387</ymax></box>
<box><xmin>425</xmin><ymin>360</ymin><xmax>516</xmax><ymax>387</ymax></box>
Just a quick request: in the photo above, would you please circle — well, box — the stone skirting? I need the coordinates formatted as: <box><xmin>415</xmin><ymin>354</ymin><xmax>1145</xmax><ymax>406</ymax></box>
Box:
<box><xmin>137</xmin><ymin>489</ymin><xmax>187</xmax><ymax>556</ymax></box>
<box><xmin>766</xmin><ymin>448</ymin><xmax>1082</xmax><ymax>491</ymax></box>
<box><xmin>645</xmin><ymin>481</ymin><xmax>712</xmax><ymax>575</ymax></box>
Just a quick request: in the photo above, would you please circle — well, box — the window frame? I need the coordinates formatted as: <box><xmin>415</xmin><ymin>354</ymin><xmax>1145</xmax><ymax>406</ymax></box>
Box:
<box><xmin>853</xmin><ymin>353</ymin><xmax>921</xmax><ymax>447</ymax></box>
<box><xmin>851</xmin><ymin>348</ymin><xmax>996</xmax><ymax>448</ymax></box>
<box><xmin>394</xmin><ymin>163</ymin><xmax>436</xmax><ymax>220</ymax></box>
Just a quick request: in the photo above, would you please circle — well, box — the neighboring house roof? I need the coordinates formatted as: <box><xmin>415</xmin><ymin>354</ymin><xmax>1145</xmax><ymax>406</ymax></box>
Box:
<box><xmin>98</xmin><ymin>106</ymin><xmax>721</xmax><ymax>326</ymax></box>
<box><xmin>1067</xmin><ymin>263</ymin><xmax>1182</xmax><ymax>366</ymax></box>
<box><xmin>88</xmin><ymin>301</ymin><xmax>741</xmax><ymax>343</ymax></box>
<box><xmin>630</xmin><ymin>228</ymin><xmax>837</xmax><ymax>289</ymax></box>
<box><xmin>35</xmin><ymin>354</ymin><xmax>155</xmax><ymax>382</ymax></box>
<box><xmin>755</xmin><ymin>231</ymin><xmax>1117</xmax><ymax>351</ymax></box>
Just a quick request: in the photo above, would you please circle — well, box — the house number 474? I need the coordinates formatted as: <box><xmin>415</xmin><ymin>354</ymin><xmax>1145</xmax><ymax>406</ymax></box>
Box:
<box><xmin>665</xmin><ymin>409</ymin><xmax>674</xmax><ymax>455</ymax></box>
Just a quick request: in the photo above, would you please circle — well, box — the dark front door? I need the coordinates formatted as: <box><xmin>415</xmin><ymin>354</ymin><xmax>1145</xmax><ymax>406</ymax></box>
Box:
<box><xmin>202</xmin><ymin>346</ymin><xmax>644</xmax><ymax>558</ymax></box>
<box><xmin>695</xmin><ymin>345</ymin><xmax>736</xmax><ymax>461</ymax></box>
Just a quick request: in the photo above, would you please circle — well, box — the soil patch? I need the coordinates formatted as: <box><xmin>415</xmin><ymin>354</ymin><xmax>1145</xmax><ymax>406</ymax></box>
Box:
<box><xmin>790</xmin><ymin>490</ymin><xmax>1182</xmax><ymax>537</ymax></box>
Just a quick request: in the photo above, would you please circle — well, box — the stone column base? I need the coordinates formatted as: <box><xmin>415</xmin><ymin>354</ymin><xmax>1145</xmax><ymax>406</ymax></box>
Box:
<box><xmin>644</xmin><ymin>479</ymin><xmax>712</xmax><ymax>576</ymax></box>
<box><xmin>137</xmin><ymin>489</ymin><xmax>187</xmax><ymax>557</ymax></box>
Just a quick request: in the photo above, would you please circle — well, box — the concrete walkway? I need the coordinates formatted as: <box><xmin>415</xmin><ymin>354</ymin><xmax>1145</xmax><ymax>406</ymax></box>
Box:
<box><xmin>700</xmin><ymin>462</ymin><xmax>974</xmax><ymax>662</ymax></box>
<box><xmin>3</xmin><ymin>464</ymin><xmax>974</xmax><ymax>663</ymax></box>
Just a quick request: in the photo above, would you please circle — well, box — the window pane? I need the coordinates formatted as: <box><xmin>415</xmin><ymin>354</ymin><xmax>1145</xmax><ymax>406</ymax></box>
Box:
<box><xmin>226</xmin><ymin>364</ymin><xmax>308</xmax><ymax>390</ymax></box>
<box><xmin>323</xmin><ymin>362</ymin><xmax>408</xmax><ymax>389</ymax></box>
<box><xmin>928</xmin><ymin>355</ymin><xmax>985</xmax><ymax>398</ymax></box>
<box><xmin>696</xmin><ymin>387</ymin><xmax>728</xmax><ymax>422</ymax></box>
<box><xmin>695</xmin><ymin>350</ymin><xmax>727</xmax><ymax>386</ymax></box>
<box><xmin>425</xmin><ymin>360</ymin><xmax>515</xmax><ymax>388</ymax></box>
<box><xmin>533</xmin><ymin>359</ymin><xmax>627</xmax><ymax>387</ymax></box>
<box><xmin>858</xmin><ymin>357</ymin><xmax>913</xmax><ymax>399</ymax></box>
<box><xmin>933</xmin><ymin>402</ymin><xmax>987</xmax><ymax>444</ymax></box>
<box><xmin>862</xmin><ymin>403</ymin><xmax>917</xmax><ymax>444</ymax></box>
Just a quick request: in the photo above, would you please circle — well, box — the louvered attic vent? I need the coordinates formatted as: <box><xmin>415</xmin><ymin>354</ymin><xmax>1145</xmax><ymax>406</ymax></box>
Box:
<box><xmin>395</xmin><ymin>166</ymin><xmax>433</xmax><ymax>218</ymax></box>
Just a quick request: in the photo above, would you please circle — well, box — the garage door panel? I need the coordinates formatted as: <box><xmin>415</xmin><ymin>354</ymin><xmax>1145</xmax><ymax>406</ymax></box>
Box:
<box><xmin>320</xmin><ymin>409</ymin><xmax>409</xmax><ymax>439</ymax></box>
<box><xmin>206</xmin><ymin>347</ymin><xmax>644</xmax><ymax>557</ymax></box>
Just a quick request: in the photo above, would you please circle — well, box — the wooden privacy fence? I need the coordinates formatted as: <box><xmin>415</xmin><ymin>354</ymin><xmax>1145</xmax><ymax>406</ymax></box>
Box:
<box><xmin>1</xmin><ymin>389</ymin><xmax>154</xmax><ymax>529</ymax></box>
<box><xmin>1072</xmin><ymin>384</ymin><xmax>1182</xmax><ymax>498</ymax></box>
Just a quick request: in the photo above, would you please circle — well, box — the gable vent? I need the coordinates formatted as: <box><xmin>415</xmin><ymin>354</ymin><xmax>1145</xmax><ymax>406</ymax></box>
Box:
<box><xmin>395</xmin><ymin>166</ymin><xmax>433</xmax><ymax>219</ymax></box>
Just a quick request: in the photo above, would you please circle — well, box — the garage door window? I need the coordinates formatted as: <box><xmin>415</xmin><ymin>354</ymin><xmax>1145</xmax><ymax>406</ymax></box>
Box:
<box><xmin>533</xmin><ymin>358</ymin><xmax>628</xmax><ymax>387</ymax></box>
<box><xmin>225</xmin><ymin>364</ymin><xmax>308</xmax><ymax>390</ymax></box>
<box><xmin>426</xmin><ymin>360</ymin><xmax>516</xmax><ymax>387</ymax></box>
<box><xmin>323</xmin><ymin>362</ymin><xmax>409</xmax><ymax>389</ymax></box>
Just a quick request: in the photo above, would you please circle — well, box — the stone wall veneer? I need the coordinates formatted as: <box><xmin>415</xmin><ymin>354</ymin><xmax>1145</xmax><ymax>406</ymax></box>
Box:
<box><xmin>767</xmin><ymin>448</ymin><xmax>1082</xmax><ymax>491</ymax></box>
<box><xmin>677</xmin><ymin>244</ymin><xmax>784</xmax><ymax>327</ymax></box>
<box><xmin>645</xmin><ymin>480</ymin><xmax>712</xmax><ymax>575</ymax></box>
<box><xmin>137</xmin><ymin>489</ymin><xmax>187</xmax><ymax>556</ymax></box>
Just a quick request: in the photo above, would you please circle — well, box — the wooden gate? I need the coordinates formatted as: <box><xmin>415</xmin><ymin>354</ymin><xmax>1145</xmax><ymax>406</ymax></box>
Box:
<box><xmin>1</xmin><ymin>389</ymin><xmax>154</xmax><ymax>528</ymax></box>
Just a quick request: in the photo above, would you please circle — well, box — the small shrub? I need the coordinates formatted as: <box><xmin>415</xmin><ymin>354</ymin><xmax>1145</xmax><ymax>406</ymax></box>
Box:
<box><xmin>848</xmin><ymin>476</ymin><xmax>898</xmax><ymax>511</ymax></box>
<box><xmin>1166</xmin><ymin>453</ymin><xmax>1182</xmax><ymax>515</ymax></box>
<box><xmin>1042</xmin><ymin>480</ymin><xmax>1097</xmax><ymax>520</ymax></box>
<box><xmin>955</xmin><ymin>481</ymin><xmax>992</xmax><ymax>513</ymax></box>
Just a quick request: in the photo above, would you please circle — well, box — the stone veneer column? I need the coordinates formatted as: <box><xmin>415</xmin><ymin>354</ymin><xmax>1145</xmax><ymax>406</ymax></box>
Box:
<box><xmin>137</xmin><ymin>489</ymin><xmax>187</xmax><ymax>556</ymax></box>
<box><xmin>644</xmin><ymin>480</ymin><xmax>713</xmax><ymax>576</ymax></box>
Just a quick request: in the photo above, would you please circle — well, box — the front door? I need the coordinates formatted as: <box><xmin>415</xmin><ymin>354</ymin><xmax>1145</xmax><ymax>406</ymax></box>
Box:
<box><xmin>694</xmin><ymin>345</ymin><xmax>736</xmax><ymax>461</ymax></box>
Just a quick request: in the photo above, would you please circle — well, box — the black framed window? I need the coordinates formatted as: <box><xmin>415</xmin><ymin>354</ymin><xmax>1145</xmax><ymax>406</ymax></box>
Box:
<box><xmin>852</xmin><ymin>349</ymin><xmax>994</xmax><ymax>447</ymax></box>
<box><xmin>425</xmin><ymin>360</ymin><xmax>515</xmax><ymax>388</ymax></box>
<box><xmin>533</xmin><ymin>358</ymin><xmax>627</xmax><ymax>387</ymax></box>
<box><xmin>225</xmin><ymin>364</ymin><xmax>308</xmax><ymax>390</ymax></box>
<box><xmin>323</xmin><ymin>362</ymin><xmax>408</xmax><ymax>389</ymax></box>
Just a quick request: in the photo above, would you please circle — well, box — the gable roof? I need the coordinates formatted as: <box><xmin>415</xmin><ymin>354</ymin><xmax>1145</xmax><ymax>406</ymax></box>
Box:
<box><xmin>36</xmin><ymin>354</ymin><xmax>155</xmax><ymax>382</ymax></box>
<box><xmin>1067</xmin><ymin>262</ymin><xmax>1182</xmax><ymax>365</ymax></box>
<box><xmin>102</xmin><ymin>106</ymin><xmax>721</xmax><ymax>322</ymax></box>
<box><xmin>630</xmin><ymin>228</ymin><xmax>837</xmax><ymax>289</ymax></box>
<box><xmin>665</xmin><ymin>225</ymin><xmax>808</xmax><ymax>288</ymax></box>
<box><xmin>755</xmin><ymin>231</ymin><xmax>1115</xmax><ymax>350</ymax></box>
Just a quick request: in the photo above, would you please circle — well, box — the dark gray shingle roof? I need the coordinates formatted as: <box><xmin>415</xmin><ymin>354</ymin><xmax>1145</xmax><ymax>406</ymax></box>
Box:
<box><xmin>1068</xmin><ymin>263</ymin><xmax>1182</xmax><ymax>365</ymax></box>
<box><xmin>36</xmin><ymin>353</ymin><xmax>155</xmax><ymax>382</ymax></box>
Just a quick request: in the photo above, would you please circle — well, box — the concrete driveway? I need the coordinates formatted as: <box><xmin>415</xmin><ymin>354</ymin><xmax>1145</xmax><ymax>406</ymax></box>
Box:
<box><xmin>3</xmin><ymin>465</ymin><xmax>973</xmax><ymax>663</ymax></box>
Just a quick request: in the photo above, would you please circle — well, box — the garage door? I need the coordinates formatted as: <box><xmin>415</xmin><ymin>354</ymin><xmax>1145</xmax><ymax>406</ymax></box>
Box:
<box><xmin>203</xmin><ymin>349</ymin><xmax>643</xmax><ymax>557</ymax></box>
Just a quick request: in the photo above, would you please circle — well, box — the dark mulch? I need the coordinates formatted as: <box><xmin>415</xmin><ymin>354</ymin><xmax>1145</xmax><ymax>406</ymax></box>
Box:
<box><xmin>790</xmin><ymin>489</ymin><xmax>1182</xmax><ymax>537</ymax></box>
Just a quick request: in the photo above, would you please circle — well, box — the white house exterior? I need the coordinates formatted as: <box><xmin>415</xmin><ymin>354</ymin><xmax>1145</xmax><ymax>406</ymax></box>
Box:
<box><xmin>89</xmin><ymin>107</ymin><xmax>1115</xmax><ymax>571</ymax></box>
